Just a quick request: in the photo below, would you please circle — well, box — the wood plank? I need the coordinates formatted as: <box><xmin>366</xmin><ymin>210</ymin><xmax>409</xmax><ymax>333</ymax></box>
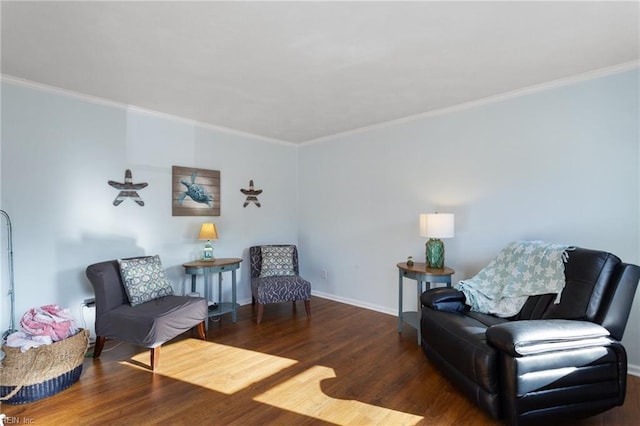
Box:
<box><xmin>1</xmin><ymin>297</ymin><xmax>638</xmax><ymax>425</ymax></box>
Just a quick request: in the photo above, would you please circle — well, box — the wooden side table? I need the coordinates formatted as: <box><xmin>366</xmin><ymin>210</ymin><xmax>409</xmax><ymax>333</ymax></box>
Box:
<box><xmin>183</xmin><ymin>258</ymin><xmax>242</xmax><ymax>327</ymax></box>
<box><xmin>397</xmin><ymin>262</ymin><xmax>455</xmax><ymax>345</ymax></box>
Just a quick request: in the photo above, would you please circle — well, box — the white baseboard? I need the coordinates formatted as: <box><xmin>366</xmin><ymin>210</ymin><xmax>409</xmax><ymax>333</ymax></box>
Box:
<box><xmin>310</xmin><ymin>290</ymin><xmax>396</xmax><ymax>316</ymax></box>
<box><xmin>309</xmin><ymin>291</ymin><xmax>640</xmax><ymax>379</ymax></box>
<box><xmin>241</xmin><ymin>291</ymin><xmax>395</xmax><ymax>316</ymax></box>
<box><xmin>237</xmin><ymin>293</ymin><xmax>395</xmax><ymax>316</ymax></box>
<box><xmin>238</xmin><ymin>297</ymin><xmax>252</xmax><ymax>306</ymax></box>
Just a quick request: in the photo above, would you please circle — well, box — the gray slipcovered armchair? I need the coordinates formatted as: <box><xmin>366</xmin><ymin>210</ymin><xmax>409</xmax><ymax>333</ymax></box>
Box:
<box><xmin>250</xmin><ymin>245</ymin><xmax>311</xmax><ymax>323</ymax></box>
<box><xmin>86</xmin><ymin>256</ymin><xmax>208</xmax><ymax>370</ymax></box>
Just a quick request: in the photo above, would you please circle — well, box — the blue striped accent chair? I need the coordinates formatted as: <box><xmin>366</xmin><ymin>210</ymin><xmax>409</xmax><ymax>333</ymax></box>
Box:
<box><xmin>250</xmin><ymin>245</ymin><xmax>311</xmax><ymax>323</ymax></box>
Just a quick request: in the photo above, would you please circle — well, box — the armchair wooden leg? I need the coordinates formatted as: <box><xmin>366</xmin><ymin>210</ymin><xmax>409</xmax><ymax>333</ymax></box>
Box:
<box><xmin>304</xmin><ymin>300</ymin><xmax>311</xmax><ymax>319</ymax></box>
<box><xmin>150</xmin><ymin>346</ymin><xmax>160</xmax><ymax>370</ymax></box>
<box><xmin>94</xmin><ymin>336</ymin><xmax>106</xmax><ymax>358</ymax></box>
<box><xmin>196</xmin><ymin>321</ymin><xmax>206</xmax><ymax>340</ymax></box>
<box><xmin>257</xmin><ymin>303</ymin><xmax>264</xmax><ymax>324</ymax></box>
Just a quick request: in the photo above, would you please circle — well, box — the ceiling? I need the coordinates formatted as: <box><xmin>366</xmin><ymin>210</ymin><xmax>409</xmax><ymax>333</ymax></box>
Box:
<box><xmin>1</xmin><ymin>1</ymin><xmax>639</xmax><ymax>144</ymax></box>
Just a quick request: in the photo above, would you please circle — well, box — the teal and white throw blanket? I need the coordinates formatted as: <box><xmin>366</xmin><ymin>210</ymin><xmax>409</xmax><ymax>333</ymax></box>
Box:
<box><xmin>455</xmin><ymin>241</ymin><xmax>571</xmax><ymax>318</ymax></box>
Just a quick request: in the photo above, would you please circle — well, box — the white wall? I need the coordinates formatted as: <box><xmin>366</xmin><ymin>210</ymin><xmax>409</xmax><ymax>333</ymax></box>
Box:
<box><xmin>298</xmin><ymin>69</ymin><xmax>640</xmax><ymax>367</ymax></box>
<box><xmin>0</xmin><ymin>81</ymin><xmax>298</xmax><ymax>337</ymax></box>
<box><xmin>2</xmin><ymin>68</ymin><xmax>639</xmax><ymax>372</ymax></box>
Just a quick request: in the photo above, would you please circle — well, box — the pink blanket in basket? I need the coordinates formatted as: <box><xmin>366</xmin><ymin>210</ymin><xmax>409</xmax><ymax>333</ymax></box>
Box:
<box><xmin>19</xmin><ymin>304</ymin><xmax>77</xmax><ymax>342</ymax></box>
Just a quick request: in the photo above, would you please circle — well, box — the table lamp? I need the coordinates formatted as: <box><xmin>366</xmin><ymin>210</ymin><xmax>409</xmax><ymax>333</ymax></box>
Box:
<box><xmin>419</xmin><ymin>213</ymin><xmax>454</xmax><ymax>268</ymax></box>
<box><xmin>198</xmin><ymin>223</ymin><xmax>218</xmax><ymax>261</ymax></box>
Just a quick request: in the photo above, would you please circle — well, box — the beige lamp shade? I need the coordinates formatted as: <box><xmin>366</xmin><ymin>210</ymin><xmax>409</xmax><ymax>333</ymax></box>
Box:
<box><xmin>198</xmin><ymin>223</ymin><xmax>218</xmax><ymax>241</ymax></box>
<box><xmin>419</xmin><ymin>213</ymin><xmax>454</xmax><ymax>238</ymax></box>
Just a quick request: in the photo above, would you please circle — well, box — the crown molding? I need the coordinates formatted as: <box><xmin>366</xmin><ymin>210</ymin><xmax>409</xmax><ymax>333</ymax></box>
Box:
<box><xmin>301</xmin><ymin>60</ymin><xmax>640</xmax><ymax>146</ymax></box>
<box><xmin>3</xmin><ymin>59</ymin><xmax>638</xmax><ymax>148</ymax></box>
<box><xmin>0</xmin><ymin>74</ymin><xmax>296</xmax><ymax>147</ymax></box>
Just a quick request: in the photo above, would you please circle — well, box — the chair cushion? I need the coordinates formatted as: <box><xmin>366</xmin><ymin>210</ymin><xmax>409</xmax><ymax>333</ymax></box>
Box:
<box><xmin>541</xmin><ymin>249</ymin><xmax>620</xmax><ymax>322</ymax></box>
<box><xmin>251</xmin><ymin>276</ymin><xmax>311</xmax><ymax>304</ymax></box>
<box><xmin>97</xmin><ymin>295</ymin><xmax>207</xmax><ymax>347</ymax></box>
<box><xmin>421</xmin><ymin>307</ymin><xmax>506</xmax><ymax>398</ymax></box>
<box><xmin>259</xmin><ymin>245</ymin><xmax>296</xmax><ymax>277</ymax></box>
<box><xmin>118</xmin><ymin>255</ymin><xmax>174</xmax><ymax>306</ymax></box>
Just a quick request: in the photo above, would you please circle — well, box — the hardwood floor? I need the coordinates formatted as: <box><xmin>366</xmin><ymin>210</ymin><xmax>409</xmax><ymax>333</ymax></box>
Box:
<box><xmin>2</xmin><ymin>296</ymin><xmax>639</xmax><ymax>425</ymax></box>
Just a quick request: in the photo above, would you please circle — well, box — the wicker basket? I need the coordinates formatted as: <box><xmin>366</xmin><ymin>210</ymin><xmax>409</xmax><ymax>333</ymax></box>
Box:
<box><xmin>0</xmin><ymin>328</ymin><xmax>89</xmax><ymax>404</ymax></box>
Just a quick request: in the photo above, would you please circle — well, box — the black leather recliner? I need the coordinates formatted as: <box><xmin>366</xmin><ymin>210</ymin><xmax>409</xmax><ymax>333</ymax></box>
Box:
<box><xmin>420</xmin><ymin>247</ymin><xmax>640</xmax><ymax>425</ymax></box>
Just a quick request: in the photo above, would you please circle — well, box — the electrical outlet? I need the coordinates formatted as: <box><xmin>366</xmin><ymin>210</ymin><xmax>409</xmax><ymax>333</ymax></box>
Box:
<box><xmin>320</xmin><ymin>268</ymin><xmax>328</xmax><ymax>279</ymax></box>
<box><xmin>83</xmin><ymin>298</ymin><xmax>96</xmax><ymax>307</ymax></box>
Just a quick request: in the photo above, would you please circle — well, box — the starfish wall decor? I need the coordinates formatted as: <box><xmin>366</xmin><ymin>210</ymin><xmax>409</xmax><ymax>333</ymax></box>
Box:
<box><xmin>241</xmin><ymin>179</ymin><xmax>262</xmax><ymax>208</ymax></box>
<box><xmin>108</xmin><ymin>169</ymin><xmax>148</xmax><ymax>206</ymax></box>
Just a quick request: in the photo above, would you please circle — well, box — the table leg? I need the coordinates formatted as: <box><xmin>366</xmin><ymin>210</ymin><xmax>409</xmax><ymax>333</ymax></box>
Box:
<box><xmin>218</xmin><ymin>272</ymin><xmax>223</xmax><ymax>307</ymax></box>
<box><xmin>398</xmin><ymin>270</ymin><xmax>403</xmax><ymax>333</ymax></box>
<box><xmin>231</xmin><ymin>269</ymin><xmax>237</xmax><ymax>323</ymax></box>
<box><xmin>191</xmin><ymin>275</ymin><xmax>197</xmax><ymax>294</ymax></box>
<box><xmin>417</xmin><ymin>280</ymin><xmax>423</xmax><ymax>345</ymax></box>
<box><xmin>203</xmin><ymin>272</ymin><xmax>211</xmax><ymax>331</ymax></box>
<box><xmin>204</xmin><ymin>272</ymin><xmax>211</xmax><ymax>304</ymax></box>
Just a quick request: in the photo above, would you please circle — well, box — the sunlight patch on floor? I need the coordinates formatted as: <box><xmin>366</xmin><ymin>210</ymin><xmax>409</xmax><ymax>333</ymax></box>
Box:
<box><xmin>125</xmin><ymin>339</ymin><xmax>297</xmax><ymax>394</ymax></box>
<box><xmin>253</xmin><ymin>365</ymin><xmax>424</xmax><ymax>425</ymax></box>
